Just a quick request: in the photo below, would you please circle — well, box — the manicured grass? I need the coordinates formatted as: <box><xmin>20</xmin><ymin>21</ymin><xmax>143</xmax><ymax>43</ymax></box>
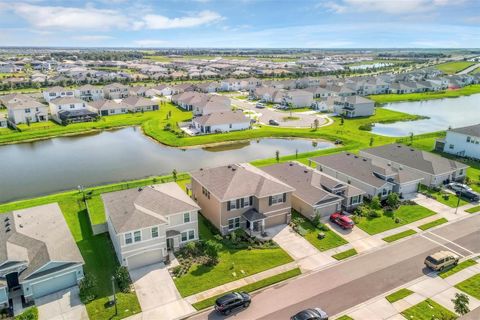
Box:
<box><xmin>419</xmin><ymin>185</ymin><xmax>469</xmax><ymax>208</ymax></box>
<box><xmin>401</xmin><ymin>298</ymin><xmax>457</xmax><ymax>320</ymax></box>
<box><xmin>435</xmin><ymin>61</ymin><xmax>476</xmax><ymax>74</ymax></box>
<box><xmin>336</xmin><ymin>316</ymin><xmax>354</xmax><ymax>320</ymax></box>
<box><xmin>466</xmin><ymin>205</ymin><xmax>480</xmax><ymax>213</ymax></box>
<box><xmin>418</xmin><ymin>218</ymin><xmax>448</xmax><ymax>231</ymax></box>
<box><xmin>439</xmin><ymin>259</ymin><xmax>477</xmax><ymax>279</ymax></box>
<box><xmin>385</xmin><ymin>288</ymin><xmax>414</xmax><ymax>303</ymax></box>
<box><xmin>292</xmin><ymin>211</ymin><xmax>348</xmax><ymax>251</ymax></box>
<box><xmin>455</xmin><ymin>273</ymin><xmax>480</xmax><ymax>299</ymax></box>
<box><xmin>173</xmin><ymin>215</ymin><xmax>294</xmax><ymax>297</ymax></box>
<box><xmin>85</xmin><ymin>196</ymin><xmax>106</xmax><ymax>225</ymax></box>
<box><xmin>382</xmin><ymin>229</ymin><xmax>417</xmax><ymax>243</ymax></box>
<box><xmin>192</xmin><ymin>268</ymin><xmax>301</xmax><ymax>310</ymax></box>
<box><xmin>15</xmin><ymin>306</ymin><xmax>38</xmax><ymax>320</ymax></box>
<box><xmin>332</xmin><ymin>248</ymin><xmax>357</xmax><ymax>260</ymax></box>
<box><xmin>369</xmin><ymin>84</ymin><xmax>480</xmax><ymax>103</ymax></box>
<box><xmin>356</xmin><ymin>204</ymin><xmax>436</xmax><ymax>235</ymax></box>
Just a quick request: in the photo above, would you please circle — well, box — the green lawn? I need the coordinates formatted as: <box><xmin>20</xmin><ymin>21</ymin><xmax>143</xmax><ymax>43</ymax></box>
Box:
<box><xmin>173</xmin><ymin>215</ymin><xmax>293</xmax><ymax>297</ymax></box>
<box><xmin>419</xmin><ymin>185</ymin><xmax>469</xmax><ymax>208</ymax></box>
<box><xmin>435</xmin><ymin>61</ymin><xmax>476</xmax><ymax>74</ymax></box>
<box><xmin>336</xmin><ymin>316</ymin><xmax>354</xmax><ymax>320</ymax></box>
<box><xmin>356</xmin><ymin>205</ymin><xmax>436</xmax><ymax>235</ymax></box>
<box><xmin>401</xmin><ymin>298</ymin><xmax>457</xmax><ymax>320</ymax></box>
<box><xmin>192</xmin><ymin>268</ymin><xmax>301</xmax><ymax>310</ymax></box>
<box><xmin>439</xmin><ymin>259</ymin><xmax>477</xmax><ymax>279</ymax></box>
<box><xmin>292</xmin><ymin>211</ymin><xmax>348</xmax><ymax>251</ymax></box>
<box><xmin>369</xmin><ymin>84</ymin><xmax>480</xmax><ymax>104</ymax></box>
<box><xmin>332</xmin><ymin>248</ymin><xmax>358</xmax><ymax>260</ymax></box>
<box><xmin>382</xmin><ymin>229</ymin><xmax>417</xmax><ymax>243</ymax></box>
<box><xmin>455</xmin><ymin>273</ymin><xmax>480</xmax><ymax>299</ymax></box>
<box><xmin>418</xmin><ymin>218</ymin><xmax>448</xmax><ymax>231</ymax></box>
<box><xmin>466</xmin><ymin>205</ymin><xmax>480</xmax><ymax>213</ymax></box>
<box><xmin>385</xmin><ymin>288</ymin><xmax>414</xmax><ymax>303</ymax></box>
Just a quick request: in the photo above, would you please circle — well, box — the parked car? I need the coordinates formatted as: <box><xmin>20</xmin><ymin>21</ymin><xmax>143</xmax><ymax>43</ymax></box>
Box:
<box><xmin>256</xmin><ymin>103</ymin><xmax>265</xmax><ymax>108</ymax></box>
<box><xmin>291</xmin><ymin>308</ymin><xmax>329</xmax><ymax>320</ymax></box>
<box><xmin>458</xmin><ymin>189</ymin><xmax>480</xmax><ymax>202</ymax></box>
<box><xmin>424</xmin><ymin>251</ymin><xmax>459</xmax><ymax>271</ymax></box>
<box><xmin>447</xmin><ymin>182</ymin><xmax>472</xmax><ymax>193</ymax></box>
<box><xmin>330</xmin><ymin>212</ymin><xmax>355</xmax><ymax>229</ymax></box>
<box><xmin>269</xmin><ymin>119</ymin><xmax>280</xmax><ymax>126</ymax></box>
<box><xmin>215</xmin><ymin>292</ymin><xmax>251</xmax><ymax>315</ymax></box>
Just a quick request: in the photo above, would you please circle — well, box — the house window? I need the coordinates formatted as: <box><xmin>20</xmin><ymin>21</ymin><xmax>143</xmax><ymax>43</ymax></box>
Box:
<box><xmin>70</xmin><ymin>104</ymin><xmax>75</xmax><ymax>109</ymax></box>
<box><xmin>24</xmin><ymin>108</ymin><xmax>31</xmax><ymax>113</ymax></box>
<box><xmin>467</xmin><ymin>136</ymin><xmax>471</xmax><ymax>142</ymax></box>
<box><xmin>125</xmin><ymin>233</ymin><xmax>132</xmax><ymax>245</ymax></box>
<box><xmin>228</xmin><ymin>217</ymin><xmax>240</xmax><ymax>230</ymax></box>
<box><xmin>181</xmin><ymin>232</ymin><xmax>188</xmax><ymax>242</ymax></box>
<box><xmin>184</xmin><ymin>212</ymin><xmax>190</xmax><ymax>223</ymax></box>
<box><xmin>459</xmin><ymin>169</ymin><xmax>464</xmax><ymax>175</ymax></box>
<box><xmin>382</xmin><ymin>189</ymin><xmax>388</xmax><ymax>196</ymax></box>
<box><xmin>229</xmin><ymin>200</ymin><xmax>237</xmax><ymax>210</ymax></box>
<box><xmin>151</xmin><ymin>227</ymin><xmax>159</xmax><ymax>238</ymax></box>
<box><xmin>449</xmin><ymin>144</ymin><xmax>454</xmax><ymax>149</ymax></box>
<box><xmin>58</xmin><ymin>106</ymin><xmax>62</xmax><ymax>110</ymax></box>
<box><xmin>121</xmin><ymin>108</ymin><xmax>126</xmax><ymax>113</ymax></box>
<box><xmin>188</xmin><ymin>230</ymin><xmax>195</xmax><ymax>240</ymax></box>
<box><xmin>242</xmin><ymin>197</ymin><xmax>251</xmax><ymax>208</ymax></box>
<box><xmin>134</xmin><ymin>231</ymin><xmax>141</xmax><ymax>242</ymax></box>
<box><xmin>202</xmin><ymin>187</ymin><xmax>210</xmax><ymax>199</ymax></box>
<box><xmin>229</xmin><ymin>124</ymin><xmax>232</xmax><ymax>129</ymax></box>
<box><xmin>270</xmin><ymin>193</ymin><xmax>285</xmax><ymax>205</ymax></box>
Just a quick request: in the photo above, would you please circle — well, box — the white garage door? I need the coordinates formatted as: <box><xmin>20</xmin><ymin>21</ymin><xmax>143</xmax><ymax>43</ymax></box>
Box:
<box><xmin>32</xmin><ymin>271</ymin><xmax>77</xmax><ymax>299</ymax></box>
<box><xmin>127</xmin><ymin>250</ymin><xmax>164</xmax><ymax>270</ymax></box>
<box><xmin>400</xmin><ymin>183</ymin><xmax>418</xmax><ymax>198</ymax></box>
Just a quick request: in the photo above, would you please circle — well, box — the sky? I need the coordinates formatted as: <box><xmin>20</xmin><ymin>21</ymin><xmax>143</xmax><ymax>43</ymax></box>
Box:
<box><xmin>0</xmin><ymin>0</ymin><xmax>479</xmax><ymax>48</ymax></box>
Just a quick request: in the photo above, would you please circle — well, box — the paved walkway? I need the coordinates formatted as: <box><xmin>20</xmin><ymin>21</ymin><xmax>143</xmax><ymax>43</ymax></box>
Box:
<box><xmin>334</xmin><ymin>260</ymin><xmax>480</xmax><ymax>320</ymax></box>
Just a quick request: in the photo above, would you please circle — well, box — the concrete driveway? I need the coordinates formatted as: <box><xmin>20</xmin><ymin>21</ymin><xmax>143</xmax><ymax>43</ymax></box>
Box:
<box><xmin>37</xmin><ymin>286</ymin><xmax>88</xmax><ymax>320</ymax></box>
<box><xmin>129</xmin><ymin>263</ymin><xmax>195</xmax><ymax>320</ymax></box>
<box><xmin>326</xmin><ymin>219</ymin><xmax>384</xmax><ymax>253</ymax></box>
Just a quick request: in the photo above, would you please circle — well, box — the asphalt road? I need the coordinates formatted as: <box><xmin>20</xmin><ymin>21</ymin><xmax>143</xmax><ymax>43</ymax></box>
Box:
<box><xmin>189</xmin><ymin>214</ymin><xmax>480</xmax><ymax>320</ymax></box>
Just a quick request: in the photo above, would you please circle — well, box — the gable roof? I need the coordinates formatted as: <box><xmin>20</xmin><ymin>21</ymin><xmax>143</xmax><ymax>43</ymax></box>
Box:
<box><xmin>49</xmin><ymin>97</ymin><xmax>85</xmax><ymax>105</ymax></box>
<box><xmin>190</xmin><ymin>163</ymin><xmax>295</xmax><ymax>201</ymax></box>
<box><xmin>88</xmin><ymin>99</ymin><xmax>128</xmax><ymax>111</ymax></box>
<box><xmin>193</xmin><ymin>111</ymin><xmax>249</xmax><ymax>126</ymax></box>
<box><xmin>122</xmin><ymin>96</ymin><xmax>156</xmax><ymax>108</ymax></box>
<box><xmin>449</xmin><ymin>124</ymin><xmax>480</xmax><ymax>138</ymax></box>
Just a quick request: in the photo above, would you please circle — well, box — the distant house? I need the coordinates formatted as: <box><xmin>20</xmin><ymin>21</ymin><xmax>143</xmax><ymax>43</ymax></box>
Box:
<box><xmin>252</xmin><ymin>87</ymin><xmax>285</xmax><ymax>103</ymax></box>
<box><xmin>283</xmin><ymin>90</ymin><xmax>314</xmax><ymax>108</ymax></box>
<box><xmin>220</xmin><ymin>78</ymin><xmax>242</xmax><ymax>91</ymax></box>
<box><xmin>261</xmin><ymin>162</ymin><xmax>365</xmax><ymax>217</ymax></box>
<box><xmin>304</xmin><ymin>87</ymin><xmax>336</xmax><ymax>99</ymax></box>
<box><xmin>0</xmin><ymin>203</ymin><xmax>84</xmax><ymax>307</ymax></box>
<box><xmin>74</xmin><ymin>84</ymin><xmax>104</xmax><ymax>101</ymax></box>
<box><xmin>310</xmin><ymin>152</ymin><xmax>423</xmax><ymax>199</ymax></box>
<box><xmin>171</xmin><ymin>83</ymin><xmax>196</xmax><ymax>95</ymax></box>
<box><xmin>333</xmin><ymin>96</ymin><xmax>375</xmax><ymax>118</ymax></box>
<box><xmin>88</xmin><ymin>99</ymin><xmax>129</xmax><ymax>116</ymax></box>
<box><xmin>195</xmin><ymin>82</ymin><xmax>220</xmax><ymax>93</ymax></box>
<box><xmin>102</xmin><ymin>183</ymin><xmax>200</xmax><ymax>270</ymax></box>
<box><xmin>0</xmin><ymin>113</ymin><xmax>7</xmax><ymax>128</ymax></box>
<box><xmin>171</xmin><ymin>92</ymin><xmax>231</xmax><ymax>116</ymax></box>
<box><xmin>103</xmin><ymin>83</ymin><xmax>129</xmax><ymax>99</ymax></box>
<box><xmin>190</xmin><ymin>163</ymin><xmax>295</xmax><ymax>236</ymax></box>
<box><xmin>192</xmin><ymin>111</ymin><xmax>250</xmax><ymax>134</ymax></box>
<box><xmin>49</xmin><ymin>97</ymin><xmax>98</xmax><ymax>124</ymax></box>
<box><xmin>128</xmin><ymin>86</ymin><xmax>148</xmax><ymax>97</ymax></box>
<box><xmin>122</xmin><ymin>96</ymin><xmax>159</xmax><ymax>112</ymax></box>
<box><xmin>1</xmin><ymin>94</ymin><xmax>49</xmax><ymax>124</ymax></box>
<box><xmin>437</xmin><ymin>124</ymin><xmax>480</xmax><ymax>160</ymax></box>
<box><xmin>360</xmin><ymin>144</ymin><xmax>468</xmax><ymax>187</ymax></box>
<box><xmin>42</xmin><ymin>86</ymin><xmax>75</xmax><ymax>102</ymax></box>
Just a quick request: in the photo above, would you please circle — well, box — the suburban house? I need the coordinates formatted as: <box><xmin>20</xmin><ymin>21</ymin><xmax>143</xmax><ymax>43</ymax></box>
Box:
<box><xmin>220</xmin><ymin>78</ymin><xmax>242</xmax><ymax>91</ymax></box>
<box><xmin>261</xmin><ymin>162</ymin><xmax>365</xmax><ymax>218</ymax></box>
<box><xmin>146</xmin><ymin>84</ymin><xmax>174</xmax><ymax>97</ymax></box>
<box><xmin>74</xmin><ymin>84</ymin><xmax>104</xmax><ymax>101</ymax></box>
<box><xmin>171</xmin><ymin>92</ymin><xmax>231</xmax><ymax>116</ymax></box>
<box><xmin>2</xmin><ymin>94</ymin><xmax>49</xmax><ymax>125</ymax></box>
<box><xmin>42</xmin><ymin>86</ymin><xmax>75</xmax><ymax>102</ymax></box>
<box><xmin>0</xmin><ymin>114</ymin><xmax>6</xmax><ymax>128</ymax></box>
<box><xmin>102</xmin><ymin>183</ymin><xmax>200</xmax><ymax>270</ymax></box>
<box><xmin>88</xmin><ymin>99</ymin><xmax>129</xmax><ymax>116</ymax></box>
<box><xmin>0</xmin><ymin>204</ymin><xmax>84</xmax><ymax>309</ymax></box>
<box><xmin>192</xmin><ymin>111</ymin><xmax>250</xmax><ymax>134</ymax></box>
<box><xmin>310</xmin><ymin>152</ymin><xmax>423</xmax><ymax>199</ymax></box>
<box><xmin>49</xmin><ymin>97</ymin><xmax>98</xmax><ymax>124</ymax></box>
<box><xmin>195</xmin><ymin>82</ymin><xmax>220</xmax><ymax>93</ymax></box>
<box><xmin>103</xmin><ymin>83</ymin><xmax>129</xmax><ymax>99</ymax></box>
<box><xmin>436</xmin><ymin>124</ymin><xmax>480</xmax><ymax>160</ymax></box>
<box><xmin>190</xmin><ymin>163</ymin><xmax>295</xmax><ymax>236</ymax></box>
<box><xmin>282</xmin><ymin>90</ymin><xmax>314</xmax><ymax>108</ymax></box>
<box><xmin>171</xmin><ymin>83</ymin><xmax>196</xmax><ymax>95</ymax></box>
<box><xmin>360</xmin><ymin>144</ymin><xmax>469</xmax><ymax>187</ymax></box>
<box><xmin>252</xmin><ymin>87</ymin><xmax>285</xmax><ymax>103</ymax></box>
<box><xmin>333</xmin><ymin>96</ymin><xmax>375</xmax><ymax>118</ymax></box>
<box><xmin>122</xmin><ymin>96</ymin><xmax>159</xmax><ymax>112</ymax></box>
<box><xmin>128</xmin><ymin>86</ymin><xmax>148</xmax><ymax>97</ymax></box>
<box><xmin>304</xmin><ymin>86</ymin><xmax>336</xmax><ymax>99</ymax></box>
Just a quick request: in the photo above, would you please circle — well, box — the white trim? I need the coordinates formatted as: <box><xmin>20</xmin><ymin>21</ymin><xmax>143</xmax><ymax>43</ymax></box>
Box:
<box><xmin>122</xmin><ymin>241</ymin><xmax>166</xmax><ymax>255</ymax></box>
<box><xmin>180</xmin><ymin>229</ymin><xmax>196</xmax><ymax>243</ymax></box>
<box><xmin>22</xmin><ymin>264</ymin><xmax>83</xmax><ymax>297</ymax></box>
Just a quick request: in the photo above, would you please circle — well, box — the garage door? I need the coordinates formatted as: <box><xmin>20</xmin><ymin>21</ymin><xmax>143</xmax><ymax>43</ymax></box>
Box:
<box><xmin>400</xmin><ymin>183</ymin><xmax>418</xmax><ymax>198</ymax></box>
<box><xmin>32</xmin><ymin>271</ymin><xmax>77</xmax><ymax>299</ymax></box>
<box><xmin>127</xmin><ymin>250</ymin><xmax>164</xmax><ymax>270</ymax></box>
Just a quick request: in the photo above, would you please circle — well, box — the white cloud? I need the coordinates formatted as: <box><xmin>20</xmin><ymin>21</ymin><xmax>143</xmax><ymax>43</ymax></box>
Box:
<box><xmin>74</xmin><ymin>35</ymin><xmax>114</xmax><ymax>42</ymax></box>
<box><xmin>134</xmin><ymin>39</ymin><xmax>168</xmax><ymax>47</ymax></box>
<box><xmin>137</xmin><ymin>10</ymin><xmax>224</xmax><ymax>30</ymax></box>
<box><xmin>320</xmin><ymin>0</ymin><xmax>458</xmax><ymax>14</ymax></box>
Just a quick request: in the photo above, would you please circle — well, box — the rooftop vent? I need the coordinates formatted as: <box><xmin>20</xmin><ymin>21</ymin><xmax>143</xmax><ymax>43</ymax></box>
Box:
<box><xmin>354</xmin><ymin>156</ymin><xmax>359</xmax><ymax>159</ymax></box>
<box><xmin>5</xmin><ymin>227</ymin><xmax>10</xmax><ymax>233</ymax></box>
<box><xmin>304</xmin><ymin>170</ymin><xmax>308</xmax><ymax>173</ymax></box>
<box><xmin>227</xmin><ymin>165</ymin><xmax>232</xmax><ymax>168</ymax></box>
<box><xmin>4</xmin><ymin>217</ymin><xmax>9</xmax><ymax>222</ymax></box>
<box><xmin>19</xmin><ymin>224</ymin><xmax>23</xmax><ymax>228</ymax></box>
<box><xmin>346</xmin><ymin>153</ymin><xmax>350</xmax><ymax>156</ymax></box>
<box><xmin>363</xmin><ymin>158</ymin><xmax>367</xmax><ymax>161</ymax></box>
<box><xmin>289</xmin><ymin>163</ymin><xmax>293</xmax><ymax>166</ymax></box>
<box><xmin>397</xmin><ymin>145</ymin><xmax>402</xmax><ymax>148</ymax></box>
<box><xmin>4</xmin><ymin>222</ymin><xmax>9</xmax><ymax>227</ymax></box>
<box><xmin>17</xmin><ymin>214</ymin><xmax>21</xmax><ymax>218</ymax></box>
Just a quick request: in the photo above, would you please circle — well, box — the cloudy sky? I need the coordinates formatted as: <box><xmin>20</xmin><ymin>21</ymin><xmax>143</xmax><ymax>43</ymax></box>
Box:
<box><xmin>0</xmin><ymin>0</ymin><xmax>479</xmax><ymax>48</ymax></box>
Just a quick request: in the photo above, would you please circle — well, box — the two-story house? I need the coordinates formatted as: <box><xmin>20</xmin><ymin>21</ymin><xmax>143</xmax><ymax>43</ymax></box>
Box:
<box><xmin>102</xmin><ymin>183</ymin><xmax>200</xmax><ymax>270</ymax></box>
<box><xmin>42</xmin><ymin>86</ymin><xmax>75</xmax><ymax>102</ymax></box>
<box><xmin>74</xmin><ymin>84</ymin><xmax>104</xmax><ymax>101</ymax></box>
<box><xmin>437</xmin><ymin>124</ymin><xmax>480</xmax><ymax>160</ymax></box>
<box><xmin>190</xmin><ymin>163</ymin><xmax>295</xmax><ymax>236</ymax></box>
<box><xmin>103</xmin><ymin>83</ymin><xmax>129</xmax><ymax>99</ymax></box>
<box><xmin>333</xmin><ymin>96</ymin><xmax>375</xmax><ymax>118</ymax></box>
<box><xmin>1</xmin><ymin>94</ymin><xmax>49</xmax><ymax>124</ymax></box>
<box><xmin>49</xmin><ymin>97</ymin><xmax>98</xmax><ymax>124</ymax></box>
<box><xmin>282</xmin><ymin>90</ymin><xmax>314</xmax><ymax>108</ymax></box>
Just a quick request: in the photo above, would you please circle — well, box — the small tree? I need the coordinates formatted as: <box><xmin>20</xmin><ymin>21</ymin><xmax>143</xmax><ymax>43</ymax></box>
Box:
<box><xmin>79</xmin><ymin>274</ymin><xmax>97</xmax><ymax>304</ymax></box>
<box><xmin>452</xmin><ymin>292</ymin><xmax>470</xmax><ymax>316</ymax></box>
<box><xmin>114</xmin><ymin>266</ymin><xmax>132</xmax><ymax>293</ymax></box>
<box><xmin>313</xmin><ymin>118</ymin><xmax>319</xmax><ymax>131</ymax></box>
<box><xmin>204</xmin><ymin>240</ymin><xmax>222</xmax><ymax>265</ymax></box>
<box><xmin>369</xmin><ymin>137</ymin><xmax>374</xmax><ymax>147</ymax></box>
<box><xmin>370</xmin><ymin>196</ymin><xmax>382</xmax><ymax>210</ymax></box>
<box><xmin>340</xmin><ymin>115</ymin><xmax>344</xmax><ymax>125</ymax></box>
<box><xmin>409</xmin><ymin>132</ymin><xmax>414</xmax><ymax>144</ymax></box>
<box><xmin>386</xmin><ymin>193</ymin><xmax>400</xmax><ymax>209</ymax></box>
<box><xmin>275</xmin><ymin>150</ymin><xmax>280</xmax><ymax>163</ymax></box>
<box><xmin>172</xmin><ymin>168</ymin><xmax>177</xmax><ymax>181</ymax></box>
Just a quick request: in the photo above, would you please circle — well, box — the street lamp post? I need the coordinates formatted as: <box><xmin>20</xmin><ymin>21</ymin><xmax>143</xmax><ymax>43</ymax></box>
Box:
<box><xmin>455</xmin><ymin>191</ymin><xmax>461</xmax><ymax>214</ymax></box>
<box><xmin>111</xmin><ymin>276</ymin><xmax>117</xmax><ymax>315</ymax></box>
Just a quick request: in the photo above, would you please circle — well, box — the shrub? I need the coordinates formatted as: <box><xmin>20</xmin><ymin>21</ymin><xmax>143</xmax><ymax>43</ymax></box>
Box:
<box><xmin>79</xmin><ymin>274</ymin><xmax>97</xmax><ymax>304</ymax></box>
<box><xmin>204</xmin><ymin>240</ymin><xmax>222</xmax><ymax>265</ymax></box>
<box><xmin>15</xmin><ymin>307</ymin><xmax>38</xmax><ymax>320</ymax></box>
<box><xmin>386</xmin><ymin>193</ymin><xmax>400</xmax><ymax>209</ymax></box>
<box><xmin>114</xmin><ymin>266</ymin><xmax>132</xmax><ymax>293</ymax></box>
<box><xmin>370</xmin><ymin>196</ymin><xmax>382</xmax><ymax>210</ymax></box>
<box><xmin>312</xmin><ymin>214</ymin><xmax>321</xmax><ymax>227</ymax></box>
<box><xmin>316</xmin><ymin>223</ymin><xmax>329</xmax><ymax>232</ymax></box>
<box><xmin>213</xmin><ymin>234</ymin><xmax>223</xmax><ymax>241</ymax></box>
<box><xmin>368</xmin><ymin>210</ymin><xmax>381</xmax><ymax>218</ymax></box>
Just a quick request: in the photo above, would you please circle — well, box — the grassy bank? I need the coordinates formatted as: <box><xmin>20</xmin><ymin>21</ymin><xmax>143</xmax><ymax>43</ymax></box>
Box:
<box><xmin>435</xmin><ymin>61</ymin><xmax>476</xmax><ymax>74</ymax></box>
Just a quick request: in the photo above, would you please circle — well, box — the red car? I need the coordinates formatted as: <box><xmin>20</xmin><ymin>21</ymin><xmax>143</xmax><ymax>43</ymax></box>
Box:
<box><xmin>330</xmin><ymin>212</ymin><xmax>355</xmax><ymax>229</ymax></box>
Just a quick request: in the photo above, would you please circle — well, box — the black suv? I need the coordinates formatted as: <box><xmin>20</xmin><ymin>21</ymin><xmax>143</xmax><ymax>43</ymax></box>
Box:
<box><xmin>215</xmin><ymin>292</ymin><xmax>251</xmax><ymax>315</ymax></box>
<box><xmin>458</xmin><ymin>190</ymin><xmax>480</xmax><ymax>202</ymax></box>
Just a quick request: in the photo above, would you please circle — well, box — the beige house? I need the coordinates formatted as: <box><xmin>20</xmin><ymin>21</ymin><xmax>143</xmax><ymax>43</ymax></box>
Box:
<box><xmin>102</xmin><ymin>182</ymin><xmax>200</xmax><ymax>270</ymax></box>
<box><xmin>190</xmin><ymin>163</ymin><xmax>294</xmax><ymax>236</ymax></box>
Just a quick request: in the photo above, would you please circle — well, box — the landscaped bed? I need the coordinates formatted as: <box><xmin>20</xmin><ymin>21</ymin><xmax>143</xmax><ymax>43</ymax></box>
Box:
<box><xmin>290</xmin><ymin>211</ymin><xmax>348</xmax><ymax>251</ymax></box>
<box><xmin>401</xmin><ymin>298</ymin><xmax>457</xmax><ymax>320</ymax></box>
<box><xmin>385</xmin><ymin>288</ymin><xmax>414</xmax><ymax>303</ymax></box>
<box><xmin>418</xmin><ymin>218</ymin><xmax>448</xmax><ymax>231</ymax></box>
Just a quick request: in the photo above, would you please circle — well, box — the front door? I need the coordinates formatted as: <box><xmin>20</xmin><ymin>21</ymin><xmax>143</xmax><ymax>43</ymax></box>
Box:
<box><xmin>167</xmin><ymin>238</ymin><xmax>174</xmax><ymax>251</ymax></box>
<box><xmin>253</xmin><ymin>221</ymin><xmax>260</xmax><ymax>232</ymax></box>
<box><xmin>6</xmin><ymin>272</ymin><xmax>19</xmax><ymax>289</ymax></box>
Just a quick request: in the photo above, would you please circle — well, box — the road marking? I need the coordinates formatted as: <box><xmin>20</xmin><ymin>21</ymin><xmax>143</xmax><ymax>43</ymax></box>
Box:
<box><xmin>426</xmin><ymin>231</ymin><xmax>474</xmax><ymax>255</ymax></box>
<box><xmin>420</xmin><ymin>234</ymin><xmax>465</xmax><ymax>258</ymax></box>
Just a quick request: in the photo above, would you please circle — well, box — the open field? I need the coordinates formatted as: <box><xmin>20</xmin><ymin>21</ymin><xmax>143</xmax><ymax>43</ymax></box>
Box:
<box><xmin>435</xmin><ymin>61</ymin><xmax>476</xmax><ymax>74</ymax></box>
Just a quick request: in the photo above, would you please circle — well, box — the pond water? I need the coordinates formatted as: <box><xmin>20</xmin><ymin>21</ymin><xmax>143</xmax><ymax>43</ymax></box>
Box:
<box><xmin>372</xmin><ymin>94</ymin><xmax>480</xmax><ymax>137</ymax></box>
<box><xmin>0</xmin><ymin>127</ymin><xmax>333</xmax><ymax>203</ymax></box>
<box><xmin>349</xmin><ymin>63</ymin><xmax>393</xmax><ymax>70</ymax></box>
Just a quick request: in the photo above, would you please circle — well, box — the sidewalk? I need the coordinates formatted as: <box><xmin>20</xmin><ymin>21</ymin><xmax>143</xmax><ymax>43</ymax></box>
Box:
<box><xmin>334</xmin><ymin>261</ymin><xmax>480</xmax><ymax>320</ymax></box>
